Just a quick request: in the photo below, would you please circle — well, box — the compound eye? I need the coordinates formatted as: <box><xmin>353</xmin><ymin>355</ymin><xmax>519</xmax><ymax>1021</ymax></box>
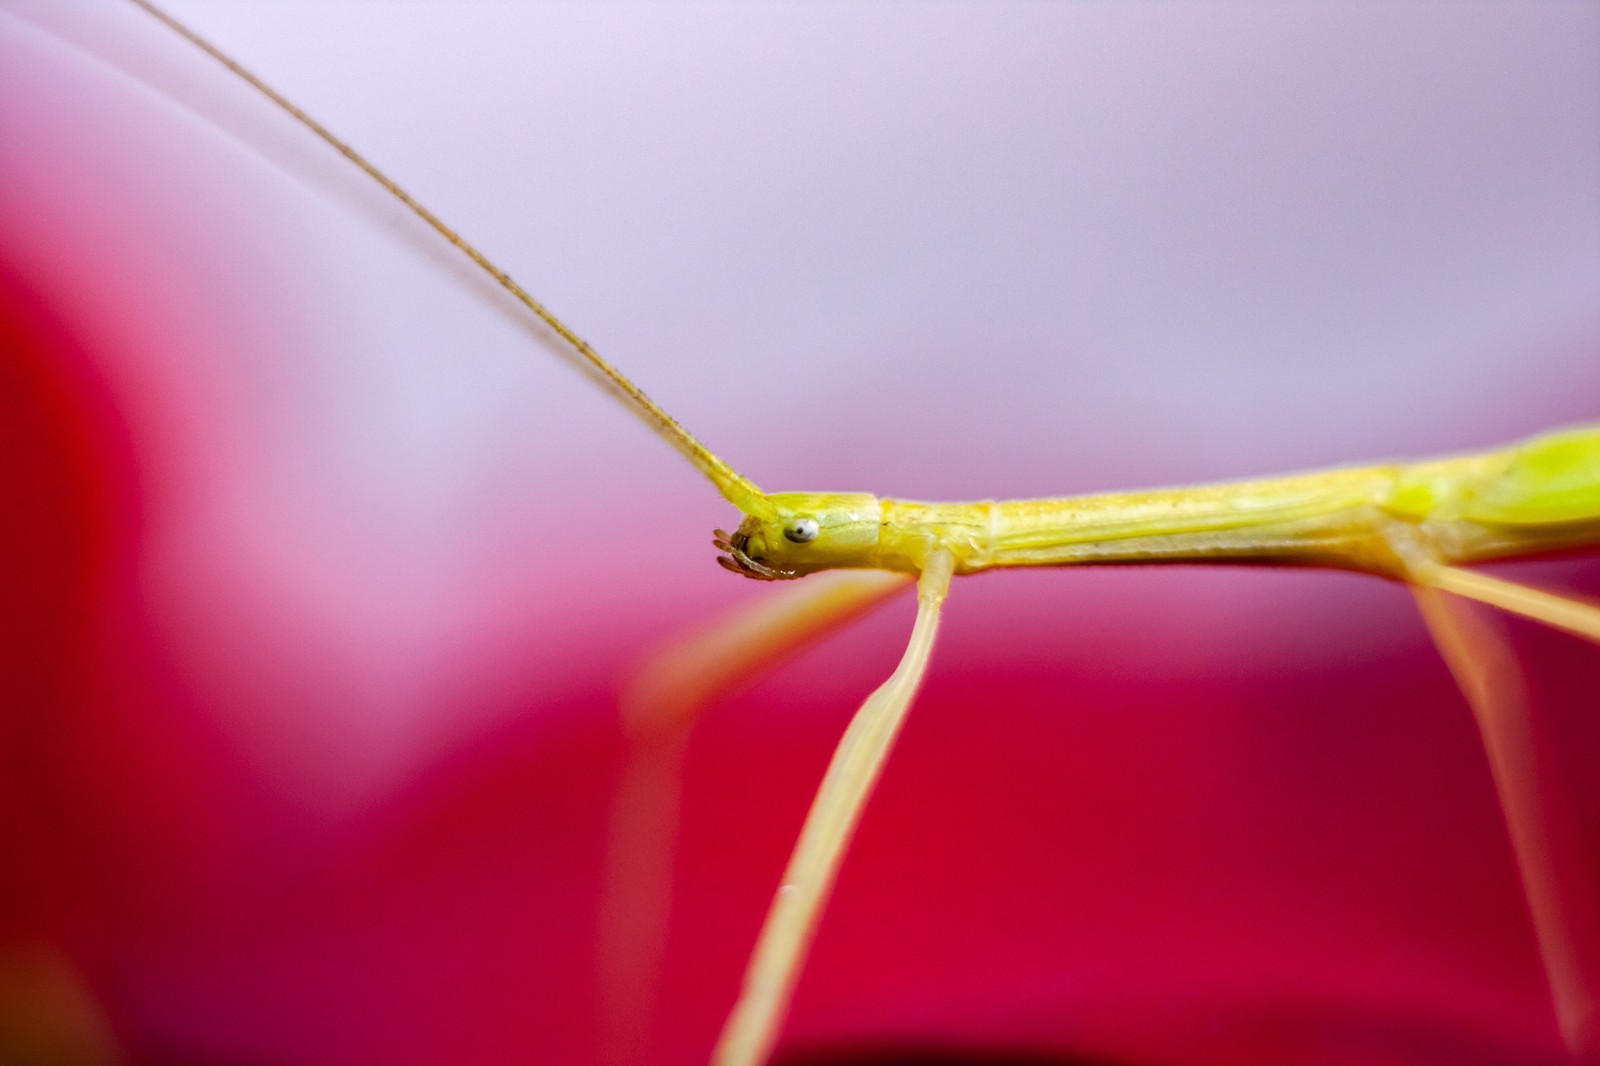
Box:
<box><xmin>783</xmin><ymin>517</ymin><xmax>820</xmax><ymax>544</ymax></box>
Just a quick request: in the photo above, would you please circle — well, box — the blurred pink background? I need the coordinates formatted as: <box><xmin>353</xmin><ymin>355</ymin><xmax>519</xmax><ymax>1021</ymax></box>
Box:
<box><xmin>3</xmin><ymin>2</ymin><xmax>1599</xmax><ymax>1063</ymax></box>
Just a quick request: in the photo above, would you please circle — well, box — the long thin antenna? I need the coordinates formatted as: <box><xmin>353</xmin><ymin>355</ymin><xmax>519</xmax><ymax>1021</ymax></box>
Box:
<box><xmin>124</xmin><ymin>0</ymin><xmax>766</xmax><ymax>514</ymax></box>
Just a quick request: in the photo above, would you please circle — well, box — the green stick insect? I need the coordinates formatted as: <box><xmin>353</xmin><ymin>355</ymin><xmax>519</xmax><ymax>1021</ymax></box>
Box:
<box><xmin>104</xmin><ymin>2</ymin><xmax>1600</xmax><ymax>1063</ymax></box>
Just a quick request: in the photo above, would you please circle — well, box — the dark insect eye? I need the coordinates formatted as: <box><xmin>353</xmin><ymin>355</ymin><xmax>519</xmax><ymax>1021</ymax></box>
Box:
<box><xmin>783</xmin><ymin>518</ymin><xmax>820</xmax><ymax>544</ymax></box>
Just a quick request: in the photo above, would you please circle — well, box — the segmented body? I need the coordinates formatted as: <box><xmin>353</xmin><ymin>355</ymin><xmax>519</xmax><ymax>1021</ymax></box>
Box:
<box><xmin>719</xmin><ymin>424</ymin><xmax>1600</xmax><ymax>582</ymax></box>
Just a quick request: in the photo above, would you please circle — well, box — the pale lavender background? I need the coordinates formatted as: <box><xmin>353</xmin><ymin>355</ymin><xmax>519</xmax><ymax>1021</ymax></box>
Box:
<box><xmin>30</xmin><ymin>1</ymin><xmax>1600</xmax><ymax>482</ymax></box>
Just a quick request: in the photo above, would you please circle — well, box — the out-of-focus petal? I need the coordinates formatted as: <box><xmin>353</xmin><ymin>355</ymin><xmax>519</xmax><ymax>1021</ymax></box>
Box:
<box><xmin>1</xmin><ymin>5</ymin><xmax>1597</xmax><ymax>1065</ymax></box>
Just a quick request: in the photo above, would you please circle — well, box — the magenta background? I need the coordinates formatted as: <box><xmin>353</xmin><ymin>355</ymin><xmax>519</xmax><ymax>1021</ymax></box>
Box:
<box><xmin>3</xmin><ymin>3</ymin><xmax>1600</xmax><ymax>1064</ymax></box>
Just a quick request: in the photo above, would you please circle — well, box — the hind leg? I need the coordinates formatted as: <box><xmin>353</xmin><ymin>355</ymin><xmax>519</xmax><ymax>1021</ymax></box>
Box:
<box><xmin>1415</xmin><ymin>584</ymin><xmax>1600</xmax><ymax>1059</ymax></box>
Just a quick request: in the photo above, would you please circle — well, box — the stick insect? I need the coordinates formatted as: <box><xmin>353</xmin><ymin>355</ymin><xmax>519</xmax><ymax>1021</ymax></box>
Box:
<box><xmin>21</xmin><ymin>2</ymin><xmax>1600</xmax><ymax>1063</ymax></box>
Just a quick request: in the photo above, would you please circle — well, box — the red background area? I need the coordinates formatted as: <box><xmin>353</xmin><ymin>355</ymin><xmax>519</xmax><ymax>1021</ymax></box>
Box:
<box><xmin>3</xmin><ymin>5</ymin><xmax>1599</xmax><ymax>1065</ymax></box>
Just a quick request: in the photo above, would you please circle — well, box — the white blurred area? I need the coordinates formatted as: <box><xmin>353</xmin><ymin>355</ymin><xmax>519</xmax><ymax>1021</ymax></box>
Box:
<box><xmin>18</xmin><ymin>2</ymin><xmax>1600</xmax><ymax>487</ymax></box>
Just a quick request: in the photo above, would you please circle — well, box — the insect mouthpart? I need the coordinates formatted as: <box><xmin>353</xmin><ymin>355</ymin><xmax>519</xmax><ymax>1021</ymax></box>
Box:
<box><xmin>713</xmin><ymin>527</ymin><xmax>793</xmax><ymax>581</ymax></box>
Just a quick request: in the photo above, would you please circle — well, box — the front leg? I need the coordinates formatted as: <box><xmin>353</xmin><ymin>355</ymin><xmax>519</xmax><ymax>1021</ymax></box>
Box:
<box><xmin>713</xmin><ymin>551</ymin><xmax>956</xmax><ymax>1066</ymax></box>
<box><xmin>598</xmin><ymin>569</ymin><xmax>913</xmax><ymax>1064</ymax></box>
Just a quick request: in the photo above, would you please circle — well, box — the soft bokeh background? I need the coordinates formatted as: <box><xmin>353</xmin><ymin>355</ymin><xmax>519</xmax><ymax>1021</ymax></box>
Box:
<box><xmin>2</xmin><ymin>2</ymin><xmax>1599</xmax><ymax>1063</ymax></box>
